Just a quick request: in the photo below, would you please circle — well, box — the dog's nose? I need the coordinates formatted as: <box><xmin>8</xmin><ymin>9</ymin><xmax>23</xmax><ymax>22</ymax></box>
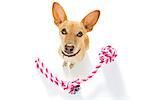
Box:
<box><xmin>65</xmin><ymin>44</ymin><xmax>74</xmax><ymax>54</ymax></box>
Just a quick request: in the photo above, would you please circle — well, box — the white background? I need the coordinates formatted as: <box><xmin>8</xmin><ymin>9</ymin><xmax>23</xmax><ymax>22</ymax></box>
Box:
<box><xmin>0</xmin><ymin>0</ymin><xmax>150</xmax><ymax>100</ymax></box>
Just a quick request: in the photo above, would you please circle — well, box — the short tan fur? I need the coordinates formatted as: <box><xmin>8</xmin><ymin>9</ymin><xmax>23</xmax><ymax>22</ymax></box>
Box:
<box><xmin>52</xmin><ymin>2</ymin><xmax>100</xmax><ymax>68</ymax></box>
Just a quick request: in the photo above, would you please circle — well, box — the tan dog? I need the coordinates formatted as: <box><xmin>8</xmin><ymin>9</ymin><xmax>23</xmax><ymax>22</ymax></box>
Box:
<box><xmin>52</xmin><ymin>2</ymin><xmax>100</xmax><ymax>68</ymax></box>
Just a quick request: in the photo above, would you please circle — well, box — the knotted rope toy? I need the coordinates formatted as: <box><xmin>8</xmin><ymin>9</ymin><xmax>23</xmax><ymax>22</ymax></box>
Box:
<box><xmin>35</xmin><ymin>45</ymin><xmax>117</xmax><ymax>94</ymax></box>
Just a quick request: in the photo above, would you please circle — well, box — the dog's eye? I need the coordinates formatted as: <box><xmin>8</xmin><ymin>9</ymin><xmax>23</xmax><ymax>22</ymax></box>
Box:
<box><xmin>76</xmin><ymin>31</ymin><xmax>83</xmax><ymax>37</ymax></box>
<box><xmin>61</xmin><ymin>28</ymin><xmax>67</xmax><ymax>35</ymax></box>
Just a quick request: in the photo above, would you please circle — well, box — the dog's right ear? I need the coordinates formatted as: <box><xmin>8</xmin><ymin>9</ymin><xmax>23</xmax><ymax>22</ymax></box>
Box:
<box><xmin>52</xmin><ymin>2</ymin><xmax>67</xmax><ymax>26</ymax></box>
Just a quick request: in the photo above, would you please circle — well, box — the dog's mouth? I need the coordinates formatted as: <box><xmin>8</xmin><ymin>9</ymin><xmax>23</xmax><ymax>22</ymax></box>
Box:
<box><xmin>61</xmin><ymin>49</ymin><xmax>81</xmax><ymax>57</ymax></box>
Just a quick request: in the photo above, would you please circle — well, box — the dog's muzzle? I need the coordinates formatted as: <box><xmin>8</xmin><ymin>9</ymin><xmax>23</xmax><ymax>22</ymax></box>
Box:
<box><xmin>64</xmin><ymin>44</ymin><xmax>74</xmax><ymax>54</ymax></box>
<box><xmin>62</xmin><ymin>49</ymin><xmax>81</xmax><ymax>57</ymax></box>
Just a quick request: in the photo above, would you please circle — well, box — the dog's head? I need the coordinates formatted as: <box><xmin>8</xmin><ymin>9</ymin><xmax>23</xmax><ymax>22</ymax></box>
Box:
<box><xmin>52</xmin><ymin>2</ymin><xmax>100</xmax><ymax>56</ymax></box>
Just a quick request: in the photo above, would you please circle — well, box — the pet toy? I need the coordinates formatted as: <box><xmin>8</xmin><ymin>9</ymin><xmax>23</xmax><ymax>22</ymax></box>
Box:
<box><xmin>35</xmin><ymin>45</ymin><xmax>117</xmax><ymax>94</ymax></box>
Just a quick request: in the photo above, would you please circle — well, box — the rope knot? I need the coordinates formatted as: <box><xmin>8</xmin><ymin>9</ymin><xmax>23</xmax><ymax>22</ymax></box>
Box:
<box><xmin>68</xmin><ymin>82</ymin><xmax>80</xmax><ymax>94</ymax></box>
<box><xmin>99</xmin><ymin>45</ymin><xmax>117</xmax><ymax>63</ymax></box>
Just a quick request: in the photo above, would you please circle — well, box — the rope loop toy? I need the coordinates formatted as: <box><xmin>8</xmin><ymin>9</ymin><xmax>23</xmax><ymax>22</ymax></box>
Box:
<box><xmin>35</xmin><ymin>45</ymin><xmax>117</xmax><ymax>94</ymax></box>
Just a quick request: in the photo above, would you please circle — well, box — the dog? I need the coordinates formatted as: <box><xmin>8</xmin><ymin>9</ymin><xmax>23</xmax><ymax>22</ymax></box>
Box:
<box><xmin>52</xmin><ymin>2</ymin><xmax>100</xmax><ymax>68</ymax></box>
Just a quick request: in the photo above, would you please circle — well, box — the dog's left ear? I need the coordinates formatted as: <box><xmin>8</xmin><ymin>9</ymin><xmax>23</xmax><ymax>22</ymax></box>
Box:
<box><xmin>81</xmin><ymin>10</ymin><xmax>100</xmax><ymax>32</ymax></box>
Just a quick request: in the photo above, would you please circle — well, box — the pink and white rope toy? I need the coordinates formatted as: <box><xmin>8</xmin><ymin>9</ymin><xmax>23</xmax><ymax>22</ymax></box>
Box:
<box><xmin>35</xmin><ymin>45</ymin><xmax>117</xmax><ymax>95</ymax></box>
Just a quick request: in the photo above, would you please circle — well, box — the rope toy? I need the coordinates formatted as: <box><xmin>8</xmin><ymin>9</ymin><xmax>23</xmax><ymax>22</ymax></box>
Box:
<box><xmin>35</xmin><ymin>45</ymin><xmax>117</xmax><ymax>95</ymax></box>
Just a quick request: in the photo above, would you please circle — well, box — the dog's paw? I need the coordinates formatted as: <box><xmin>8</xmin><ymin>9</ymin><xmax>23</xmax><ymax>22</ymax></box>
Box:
<box><xmin>63</xmin><ymin>62</ymin><xmax>74</xmax><ymax>69</ymax></box>
<box><xmin>69</xmin><ymin>63</ymin><xmax>74</xmax><ymax>69</ymax></box>
<box><xmin>63</xmin><ymin>62</ymin><xmax>67</xmax><ymax>67</ymax></box>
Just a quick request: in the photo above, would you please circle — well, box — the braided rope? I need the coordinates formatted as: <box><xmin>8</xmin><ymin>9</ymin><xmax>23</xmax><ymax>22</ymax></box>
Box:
<box><xmin>35</xmin><ymin>45</ymin><xmax>117</xmax><ymax>94</ymax></box>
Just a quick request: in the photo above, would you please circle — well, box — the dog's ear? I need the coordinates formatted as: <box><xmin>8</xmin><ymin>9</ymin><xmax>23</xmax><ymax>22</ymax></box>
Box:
<box><xmin>52</xmin><ymin>2</ymin><xmax>67</xmax><ymax>26</ymax></box>
<box><xmin>81</xmin><ymin>10</ymin><xmax>100</xmax><ymax>32</ymax></box>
